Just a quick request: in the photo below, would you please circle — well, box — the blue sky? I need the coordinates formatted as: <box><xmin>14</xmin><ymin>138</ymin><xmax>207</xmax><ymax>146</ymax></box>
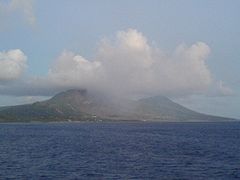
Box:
<box><xmin>0</xmin><ymin>0</ymin><xmax>240</xmax><ymax>118</ymax></box>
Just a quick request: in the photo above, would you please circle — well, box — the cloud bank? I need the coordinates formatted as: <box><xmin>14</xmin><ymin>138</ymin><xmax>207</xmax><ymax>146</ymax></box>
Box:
<box><xmin>0</xmin><ymin>29</ymin><xmax>232</xmax><ymax>98</ymax></box>
<box><xmin>46</xmin><ymin>29</ymin><xmax>213</xmax><ymax>97</ymax></box>
<box><xmin>0</xmin><ymin>49</ymin><xmax>27</xmax><ymax>82</ymax></box>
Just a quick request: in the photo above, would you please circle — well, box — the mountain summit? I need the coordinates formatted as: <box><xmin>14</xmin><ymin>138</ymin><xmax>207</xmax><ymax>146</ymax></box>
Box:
<box><xmin>0</xmin><ymin>89</ymin><xmax>234</xmax><ymax>122</ymax></box>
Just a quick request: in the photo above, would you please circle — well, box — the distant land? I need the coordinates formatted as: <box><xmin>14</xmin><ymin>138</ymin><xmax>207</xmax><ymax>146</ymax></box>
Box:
<box><xmin>0</xmin><ymin>89</ymin><xmax>236</xmax><ymax>123</ymax></box>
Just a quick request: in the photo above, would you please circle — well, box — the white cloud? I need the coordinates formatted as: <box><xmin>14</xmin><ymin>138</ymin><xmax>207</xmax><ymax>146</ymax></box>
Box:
<box><xmin>0</xmin><ymin>29</ymin><xmax>232</xmax><ymax>98</ymax></box>
<box><xmin>0</xmin><ymin>0</ymin><xmax>36</xmax><ymax>26</ymax></box>
<box><xmin>44</xmin><ymin>29</ymin><xmax>214</xmax><ymax>97</ymax></box>
<box><xmin>46</xmin><ymin>51</ymin><xmax>102</xmax><ymax>90</ymax></box>
<box><xmin>0</xmin><ymin>49</ymin><xmax>27</xmax><ymax>82</ymax></box>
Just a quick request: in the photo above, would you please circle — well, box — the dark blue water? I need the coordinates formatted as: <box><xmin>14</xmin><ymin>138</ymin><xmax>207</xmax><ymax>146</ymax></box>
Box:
<box><xmin>0</xmin><ymin>122</ymin><xmax>240</xmax><ymax>179</ymax></box>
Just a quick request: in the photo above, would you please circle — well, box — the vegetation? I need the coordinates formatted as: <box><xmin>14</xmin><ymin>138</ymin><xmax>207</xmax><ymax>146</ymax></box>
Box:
<box><xmin>0</xmin><ymin>89</ymin><xmax>234</xmax><ymax>123</ymax></box>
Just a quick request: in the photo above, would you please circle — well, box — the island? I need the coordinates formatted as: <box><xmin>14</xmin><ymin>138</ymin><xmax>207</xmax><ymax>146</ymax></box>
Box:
<box><xmin>0</xmin><ymin>89</ymin><xmax>235</xmax><ymax>123</ymax></box>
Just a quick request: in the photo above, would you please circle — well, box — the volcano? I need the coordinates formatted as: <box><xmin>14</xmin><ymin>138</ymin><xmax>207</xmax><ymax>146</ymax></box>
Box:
<box><xmin>0</xmin><ymin>89</ymin><xmax>234</xmax><ymax>122</ymax></box>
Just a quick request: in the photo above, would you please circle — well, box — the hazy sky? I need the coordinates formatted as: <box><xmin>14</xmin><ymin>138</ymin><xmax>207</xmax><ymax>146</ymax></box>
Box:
<box><xmin>0</xmin><ymin>0</ymin><xmax>239</xmax><ymax>118</ymax></box>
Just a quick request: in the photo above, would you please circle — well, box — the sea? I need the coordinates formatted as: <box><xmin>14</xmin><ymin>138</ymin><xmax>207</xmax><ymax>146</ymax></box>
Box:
<box><xmin>0</xmin><ymin>121</ymin><xmax>240</xmax><ymax>179</ymax></box>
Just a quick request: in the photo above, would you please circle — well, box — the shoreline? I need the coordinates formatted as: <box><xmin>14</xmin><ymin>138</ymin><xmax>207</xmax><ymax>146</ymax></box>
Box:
<box><xmin>0</xmin><ymin>118</ymin><xmax>238</xmax><ymax>124</ymax></box>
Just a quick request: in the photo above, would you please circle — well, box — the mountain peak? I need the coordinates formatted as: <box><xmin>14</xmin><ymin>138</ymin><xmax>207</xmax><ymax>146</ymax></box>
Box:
<box><xmin>138</xmin><ymin>95</ymin><xmax>172</xmax><ymax>104</ymax></box>
<box><xmin>56</xmin><ymin>89</ymin><xmax>87</xmax><ymax>97</ymax></box>
<box><xmin>49</xmin><ymin>89</ymin><xmax>87</xmax><ymax>101</ymax></box>
<box><xmin>0</xmin><ymin>89</ymin><xmax>234</xmax><ymax>122</ymax></box>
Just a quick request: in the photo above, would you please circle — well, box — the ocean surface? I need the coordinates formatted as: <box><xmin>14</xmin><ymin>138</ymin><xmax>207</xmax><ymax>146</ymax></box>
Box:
<box><xmin>0</xmin><ymin>122</ymin><xmax>240</xmax><ymax>179</ymax></box>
